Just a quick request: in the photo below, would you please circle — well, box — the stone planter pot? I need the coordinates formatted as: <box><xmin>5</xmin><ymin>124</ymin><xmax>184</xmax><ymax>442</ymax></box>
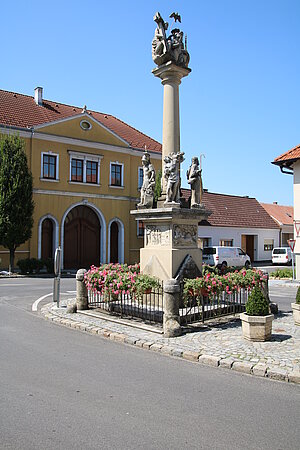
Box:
<box><xmin>291</xmin><ymin>303</ymin><xmax>300</xmax><ymax>325</ymax></box>
<box><xmin>240</xmin><ymin>312</ymin><xmax>274</xmax><ymax>341</ymax></box>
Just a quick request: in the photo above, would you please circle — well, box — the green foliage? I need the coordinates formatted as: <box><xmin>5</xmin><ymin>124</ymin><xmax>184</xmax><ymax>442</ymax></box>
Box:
<box><xmin>134</xmin><ymin>273</ymin><xmax>161</xmax><ymax>299</ymax></box>
<box><xmin>296</xmin><ymin>286</ymin><xmax>300</xmax><ymax>305</ymax></box>
<box><xmin>44</xmin><ymin>258</ymin><xmax>54</xmax><ymax>274</ymax></box>
<box><xmin>154</xmin><ymin>169</ymin><xmax>162</xmax><ymax>202</ymax></box>
<box><xmin>269</xmin><ymin>268</ymin><xmax>293</xmax><ymax>279</ymax></box>
<box><xmin>245</xmin><ymin>286</ymin><xmax>270</xmax><ymax>316</ymax></box>
<box><xmin>17</xmin><ymin>258</ymin><xmax>45</xmax><ymax>274</ymax></box>
<box><xmin>202</xmin><ymin>263</ymin><xmax>247</xmax><ymax>276</ymax></box>
<box><xmin>0</xmin><ymin>134</ymin><xmax>34</xmax><ymax>271</ymax></box>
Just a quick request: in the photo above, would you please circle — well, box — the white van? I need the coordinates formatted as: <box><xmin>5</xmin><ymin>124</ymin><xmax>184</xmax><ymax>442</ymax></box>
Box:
<box><xmin>272</xmin><ymin>247</ymin><xmax>292</xmax><ymax>265</ymax></box>
<box><xmin>202</xmin><ymin>246</ymin><xmax>251</xmax><ymax>269</ymax></box>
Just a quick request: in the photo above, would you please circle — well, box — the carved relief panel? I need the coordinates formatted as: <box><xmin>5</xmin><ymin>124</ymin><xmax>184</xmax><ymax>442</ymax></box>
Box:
<box><xmin>172</xmin><ymin>224</ymin><xmax>198</xmax><ymax>247</ymax></box>
<box><xmin>145</xmin><ymin>225</ymin><xmax>171</xmax><ymax>246</ymax></box>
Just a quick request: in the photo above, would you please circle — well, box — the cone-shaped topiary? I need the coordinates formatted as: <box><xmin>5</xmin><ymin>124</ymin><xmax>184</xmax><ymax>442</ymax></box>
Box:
<box><xmin>245</xmin><ymin>286</ymin><xmax>270</xmax><ymax>316</ymax></box>
<box><xmin>296</xmin><ymin>286</ymin><xmax>300</xmax><ymax>305</ymax></box>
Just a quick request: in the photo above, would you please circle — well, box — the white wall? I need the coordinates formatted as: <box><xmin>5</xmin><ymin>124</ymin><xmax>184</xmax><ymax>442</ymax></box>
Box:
<box><xmin>293</xmin><ymin>161</ymin><xmax>300</xmax><ymax>278</ymax></box>
<box><xmin>198</xmin><ymin>226</ymin><xmax>279</xmax><ymax>261</ymax></box>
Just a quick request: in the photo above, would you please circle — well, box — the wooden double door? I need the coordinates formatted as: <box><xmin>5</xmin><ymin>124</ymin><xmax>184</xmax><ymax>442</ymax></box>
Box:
<box><xmin>64</xmin><ymin>206</ymin><xmax>100</xmax><ymax>269</ymax></box>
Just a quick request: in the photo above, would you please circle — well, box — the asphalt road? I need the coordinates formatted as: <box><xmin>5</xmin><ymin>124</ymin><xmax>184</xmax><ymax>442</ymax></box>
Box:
<box><xmin>0</xmin><ymin>277</ymin><xmax>299</xmax><ymax>449</ymax></box>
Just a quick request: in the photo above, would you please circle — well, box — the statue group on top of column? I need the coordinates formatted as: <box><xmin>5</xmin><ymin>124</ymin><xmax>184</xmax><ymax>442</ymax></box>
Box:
<box><xmin>187</xmin><ymin>156</ymin><xmax>203</xmax><ymax>208</ymax></box>
<box><xmin>163</xmin><ymin>151</ymin><xmax>185</xmax><ymax>204</ymax></box>
<box><xmin>137</xmin><ymin>151</ymin><xmax>156</xmax><ymax>209</ymax></box>
<box><xmin>152</xmin><ymin>12</ymin><xmax>190</xmax><ymax>68</ymax></box>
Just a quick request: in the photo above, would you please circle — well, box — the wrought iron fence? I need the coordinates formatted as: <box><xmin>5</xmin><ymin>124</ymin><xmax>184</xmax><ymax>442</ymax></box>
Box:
<box><xmin>88</xmin><ymin>285</ymin><xmax>164</xmax><ymax>324</ymax></box>
<box><xmin>179</xmin><ymin>287</ymin><xmax>248</xmax><ymax>325</ymax></box>
<box><xmin>87</xmin><ymin>284</ymin><xmax>248</xmax><ymax>327</ymax></box>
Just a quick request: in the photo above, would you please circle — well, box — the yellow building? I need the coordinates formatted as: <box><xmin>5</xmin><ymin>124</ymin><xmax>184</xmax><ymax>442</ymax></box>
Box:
<box><xmin>0</xmin><ymin>87</ymin><xmax>162</xmax><ymax>269</ymax></box>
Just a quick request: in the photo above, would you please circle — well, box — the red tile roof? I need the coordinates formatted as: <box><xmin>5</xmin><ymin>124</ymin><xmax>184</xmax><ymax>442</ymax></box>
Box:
<box><xmin>0</xmin><ymin>89</ymin><xmax>162</xmax><ymax>153</ymax></box>
<box><xmin>273</xmin><ymin>144</ymin><xmax>300</xmax><ymax>168</ymax></box>
<box><xmin>260</xmin><ymin>202</ymin><xmax>293</xmax><ymax>226</ymax></box>
<box><xmin>181</xmin><ymin>189</ymin><xmax>279</xmax><ymax>229</ymax></box>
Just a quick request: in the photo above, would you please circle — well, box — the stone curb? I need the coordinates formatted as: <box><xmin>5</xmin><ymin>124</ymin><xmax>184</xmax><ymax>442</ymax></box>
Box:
<box><xmin>40</xmin><ymin>305</ymin><xmax>300</xmax><ymax>386</ymax></box>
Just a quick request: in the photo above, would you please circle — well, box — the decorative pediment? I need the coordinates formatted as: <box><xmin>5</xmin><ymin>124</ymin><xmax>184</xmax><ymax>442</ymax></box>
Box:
<box><xmin>33</xmin><ymin>113</ymin><xmax>129</xmax><ymax>147</ymax></box>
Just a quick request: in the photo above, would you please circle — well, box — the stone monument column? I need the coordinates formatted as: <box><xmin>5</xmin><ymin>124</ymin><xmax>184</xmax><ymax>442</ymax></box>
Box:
<box><xmin>131</xmin><ymin>11</ymin><xmax>210</xmax><ymax>283</ymax></box>
<box><xmin>153</xmin><ymin>62</ymin><xmax>191</xmax><ymax>203</ymax></box>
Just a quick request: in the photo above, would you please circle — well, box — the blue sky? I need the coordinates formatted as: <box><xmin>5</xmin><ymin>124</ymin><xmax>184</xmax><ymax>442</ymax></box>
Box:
<box><xmin>2</xmin><ymin>0</ymin><xmax>299</xmax><ymax>205</ymax></box>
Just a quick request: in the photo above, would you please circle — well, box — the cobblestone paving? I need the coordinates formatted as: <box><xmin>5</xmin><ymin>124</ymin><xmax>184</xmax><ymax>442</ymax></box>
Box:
<box><xmin>41</xmin><ymin>299</ymin><xmax>300</xmax><ymax>385</ymax></box>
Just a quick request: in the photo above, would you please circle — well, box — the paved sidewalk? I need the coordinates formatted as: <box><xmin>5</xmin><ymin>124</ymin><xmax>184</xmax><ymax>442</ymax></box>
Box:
<box><xmin>41</xmin><ymin>299</ymin><xmax>300</xmax><ymax>385</ymax></box>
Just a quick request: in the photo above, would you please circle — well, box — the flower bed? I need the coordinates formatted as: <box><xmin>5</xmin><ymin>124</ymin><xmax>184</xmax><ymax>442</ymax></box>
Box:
<box><xmin>183</xmin><ymin>268</ymin><xmax>268</xmax><ymax>303</ymax></box>
<box><xmin>84</xmin><ymin>265</ymin><xmax>267</xmax><ymax>308</ymax></box>
<box><xmin>84</xmin><ymin>263</ymin><xmax>160</xmax><ymax>300</ymax></box>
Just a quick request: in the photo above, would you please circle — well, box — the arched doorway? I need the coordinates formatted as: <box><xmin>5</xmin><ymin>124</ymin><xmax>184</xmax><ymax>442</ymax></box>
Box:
<box><xmin>64</xmin><ymin>205</ymin><xmax>100</xmax><ymax>269</ymax></box>
<box><xmin>110</xmin><ymin>221</ymin><xmax>119</xmax><ymax>263</ymax></box>
<box><xmin>41</xmin><ymin>218</ymin><xmax>53</xmax><ymax>259</ymax></box>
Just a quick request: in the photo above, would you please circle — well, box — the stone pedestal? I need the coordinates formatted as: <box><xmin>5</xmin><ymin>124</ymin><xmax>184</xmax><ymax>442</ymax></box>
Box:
<box><xmin>131</xmin><ymin>206</ymin><xmax>210</xmax><ymax>282</ymax></box>
<box><xmin>152</xmin><ymin>62</ymin><xmax>191</xmax><ymax>204</ymax></box>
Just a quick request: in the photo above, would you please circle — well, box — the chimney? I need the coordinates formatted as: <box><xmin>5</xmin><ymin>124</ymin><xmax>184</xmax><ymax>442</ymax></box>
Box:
<box><xmin>34</xmin><ymin>86</ymin><xmax>43</xmax><ymax>106</ymax></box>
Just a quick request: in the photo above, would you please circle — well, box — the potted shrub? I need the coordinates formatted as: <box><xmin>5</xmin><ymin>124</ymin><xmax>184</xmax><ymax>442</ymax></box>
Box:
<box><xmin>291</xmin><ymin>287</ymin><xmax>300</xmax><ymax>326</ymax></box>
<box><xmin>134</xmin><ymin>274</ymin><xmax>160</xmax><ymax>299</ymax></box>
<box><xmin>240</xmin><ymin>286</ymin><xmax>274</xmax><ymax>341</ymax></box>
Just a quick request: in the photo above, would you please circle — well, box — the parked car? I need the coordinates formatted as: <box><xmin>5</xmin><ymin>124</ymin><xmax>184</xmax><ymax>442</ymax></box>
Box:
<box><xmin>202</xmin><ymin>246</ymin><xmax>251</xmax><ymax>269</ymax></box>
<box><xmin>272</xmin><ymin>247</ymin><xmax>292</xmax><ymax>265</ymax></box>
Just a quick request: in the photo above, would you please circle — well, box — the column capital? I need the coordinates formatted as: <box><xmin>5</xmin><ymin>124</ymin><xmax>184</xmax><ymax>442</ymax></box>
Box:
<box><xmin>152</xmin><ymin>61</ymin><xmax>191</xmax><ymax>85</ymax></box>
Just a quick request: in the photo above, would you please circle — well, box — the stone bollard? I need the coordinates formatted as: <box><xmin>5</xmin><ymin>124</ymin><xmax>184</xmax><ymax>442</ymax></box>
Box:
<box><xmin>262</xmin><ymin>272</ymin><xmax>270</xmax><ymax>302</ymax></box>
<box><xmin>163</xmin><ymin>279</ymin><xmax>182</xmax><ymax>337</ymax></box>
<box><xmin>76</xmin><ymin>269</ymin><xmax>88</xmax><ymax>310</ymax></box>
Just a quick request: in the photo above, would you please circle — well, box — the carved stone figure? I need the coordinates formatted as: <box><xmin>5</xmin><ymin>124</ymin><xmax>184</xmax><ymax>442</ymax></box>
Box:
<box><xmin>137</xmin><ymin>152</ymin><xmax>156</xmax><ymax>209</ymax></box>
<box><xmin>152</xmin><ymin>12</ymin><xmax>190</xmax><ymax>68</ymax></box>
<box><xmin>164</xmin><ymin>151</ymin><xmax>185</xmax><ymax>204</ymax></box>
<box><xmin>187</xmin><ymin>157</ymin><xmax>203</xmax><ymax>208</ymax></box>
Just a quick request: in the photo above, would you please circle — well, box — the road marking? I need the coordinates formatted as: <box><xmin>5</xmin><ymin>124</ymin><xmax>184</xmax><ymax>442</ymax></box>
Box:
<box><xmin>0</xmin><ymin>283</ymin><xmax>28</xmax><ymax>287</ymax></box>
<box><xmin>32</xmin><ymin>292</ymin><xmax>76</xmax><ymax>311</ymax></box>
<box><xmin>32</xmin><ymin>293</ymin><xmax>53</xmax><ymax>311</ymax></box>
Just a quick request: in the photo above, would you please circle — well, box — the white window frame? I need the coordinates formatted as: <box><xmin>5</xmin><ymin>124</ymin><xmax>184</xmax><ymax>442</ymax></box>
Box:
<box><xmin>41</xmin><ymin>151</ymin><xmax>59</xmax><ymax>181</ymax></box>
<box><xmin>80</xmin><ymin>119</ymin><xmax>92</xmax><ymax>131</ymax></box>
<box><xmin>219</xmin><ymin>239</ymin><xmax>234</xmax><ymax>247</ymax></box>
<box><xmin>68</xmin><ymin>150</ymin><xmax>102</xmax><ymax>185</ymax></box>
<box><xmin>109</xmin><ymin>161</ymin><xmax>124</xmax><ymax>188</ymax></box>
<box><xmin>138</xmin><ymin>166</ymin><xmax>144</xmax><ymax>190</ymax></box>
<box><xmin>264</xmin><ymin>239</ymin><xmax>274</xmax><ymax>252</ymax></box>
<box><xmin>198</xmin><ymin>237</ymin><xmax>211</xmax><ymax>249</ymax></box>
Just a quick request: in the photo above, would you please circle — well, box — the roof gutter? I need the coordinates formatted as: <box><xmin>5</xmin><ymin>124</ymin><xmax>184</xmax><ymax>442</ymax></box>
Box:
<box><xmin>280</xmin><ymin>166</ymin><xmax>293</xmax><ymax>175</ymax></box>
<box><xmin>272</xmin><ymin>159</ymin><xmax>295</xmax><ymax>176</ymax></box>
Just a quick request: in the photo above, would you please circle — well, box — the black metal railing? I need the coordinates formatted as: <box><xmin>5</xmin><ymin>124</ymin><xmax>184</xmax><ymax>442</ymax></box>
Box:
<box><xmin>179</xmin><ymin>287</ymin><xmax>248</xmax><ymax>325</ymax></box>
<box><xmin>88</xmin><ymin>285</ymin><xmax>164</xmax><ymax>324</ymax></box>
<box><xmin>87</xmin><ymin>284</ymin><xmax>250</xmax><ymax>327</ymax></box>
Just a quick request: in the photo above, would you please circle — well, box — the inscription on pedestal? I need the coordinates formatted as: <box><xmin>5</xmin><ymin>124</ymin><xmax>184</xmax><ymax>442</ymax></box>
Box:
<box><xmin>173</xmin><ymin>224</ymin><xmax>198</xmax><ymax>247</ymax></box>
<box><xmin>146</xmin><ymin>225</ymin><xmax>171</xmax><ymax>246</ymax></box>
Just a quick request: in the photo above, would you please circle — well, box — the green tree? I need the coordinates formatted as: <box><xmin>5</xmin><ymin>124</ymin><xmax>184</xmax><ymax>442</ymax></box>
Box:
<box><xmin>0</xmin><ymin>135</ymin><xmax>34</xmax><ymax>273</ymax></box>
